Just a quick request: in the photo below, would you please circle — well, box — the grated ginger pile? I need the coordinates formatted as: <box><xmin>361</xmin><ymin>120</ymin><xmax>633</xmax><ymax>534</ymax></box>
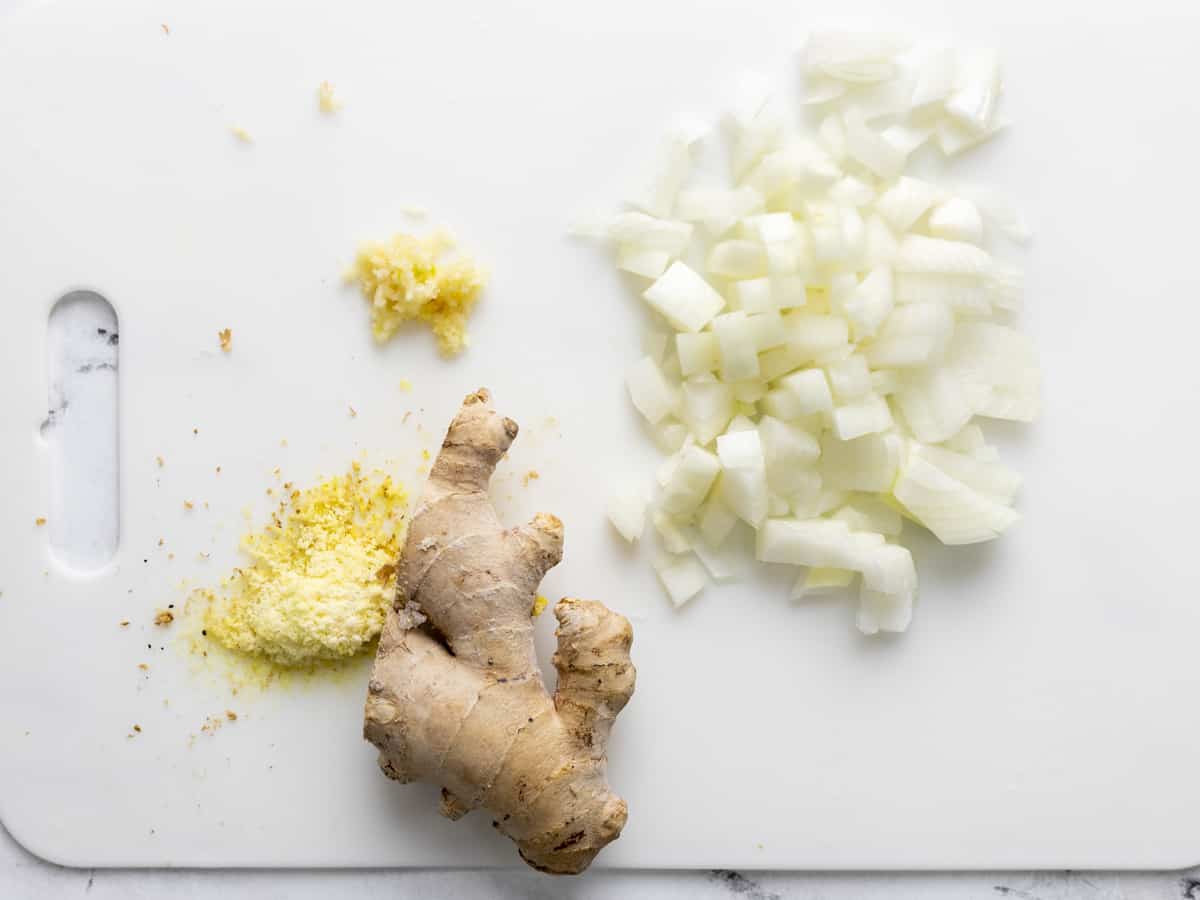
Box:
<box><xmin>347</xmin><ymin>229</ymin><xmax>487</xmax><ymax>356</ymax></box>
<box><xmin>202</xmin><ymin>464</ymin><xmax>408</xmax><ymax>668</ymax></box>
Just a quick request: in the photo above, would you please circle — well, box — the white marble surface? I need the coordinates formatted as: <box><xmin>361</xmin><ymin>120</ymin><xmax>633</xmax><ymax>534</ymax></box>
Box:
<box><xmin>4</xmin><ymin>1</ymin><xmax>1199</xmax><ymax>895</ymax></box>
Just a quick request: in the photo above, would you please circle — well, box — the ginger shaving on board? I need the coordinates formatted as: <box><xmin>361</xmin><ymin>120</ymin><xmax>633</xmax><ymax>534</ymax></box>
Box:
<box><xmin>194</xmin><ymin>465</ymin><xmax>408</xmax><ymax>671</ymax></box>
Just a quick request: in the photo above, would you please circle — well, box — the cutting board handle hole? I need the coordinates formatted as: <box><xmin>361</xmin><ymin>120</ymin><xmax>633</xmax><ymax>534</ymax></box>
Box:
<box><xmin>43</xmin><ymin>291</ymin><xmax>120</xmax><ymax>573</ymax></box>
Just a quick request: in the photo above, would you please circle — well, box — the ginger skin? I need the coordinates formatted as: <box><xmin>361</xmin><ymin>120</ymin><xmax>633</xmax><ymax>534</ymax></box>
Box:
<box><xmin>364</xmin><ymin>389</ymin><xmax>636</xmax><ymax>874</ymax></box>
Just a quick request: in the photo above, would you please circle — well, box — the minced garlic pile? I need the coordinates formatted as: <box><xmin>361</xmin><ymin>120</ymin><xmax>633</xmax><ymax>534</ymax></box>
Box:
<box><xmin>347</xmin><ymin>229</ymin><xmax>487</xmax><ymax>356</ymax></box>
<box><xmin>201</xmin><ymin>465</ymin><xmax>407</xmax><ymax>668</ymax></box>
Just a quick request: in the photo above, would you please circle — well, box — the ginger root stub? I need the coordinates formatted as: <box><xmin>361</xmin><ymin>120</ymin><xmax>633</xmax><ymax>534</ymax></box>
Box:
<box><xmin>364</xmin><ymin>388</ymin><xmax>636</xmax><ymax>874</ymax></box>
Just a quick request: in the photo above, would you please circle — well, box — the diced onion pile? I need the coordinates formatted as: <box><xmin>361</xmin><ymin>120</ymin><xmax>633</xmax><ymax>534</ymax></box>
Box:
<box><xmin>583</xmin><ymin>33</ymin><xmax>1038</xmax><ymax>634</ymax></box>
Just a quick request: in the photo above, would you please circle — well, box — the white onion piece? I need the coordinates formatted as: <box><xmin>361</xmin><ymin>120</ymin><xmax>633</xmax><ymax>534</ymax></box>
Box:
<box><xmin>698</xmin><ymin>491</ymin><xmax>738</xmax><ymax>547</ymax></box>
<box><xmin>776</xmin><ymin>368</ymin><xmax>834</xmax><ymax>415</ymax></box>
<box><xmin>894</xmin><ymin>234</ymin><xmax>993</xmax><ymax>276</ymax></box>
<box><xmin>660</xmin><ymin>445</ymin><xmax>721</xmax><ymax>516</ymax></box>
<box><xmin>857</xmin><ymin>582</ymin><xmax>914</xmax><ymax>634</ymax></box>
<box><xmin>689</xmin><ymin>523</ymin><xmax>750</xmax><ymax>581</ymax></box>
<box><xmin>927</xmin><ymin>196</ymin><xmax>984</xmax><ymax>243</ymax></box>
<box><xmin>680</xmin><ymin>379</ymin><xmax>736</xmax><ymax>444</ymax></box>
<box><xmin>829</xmin><ymin>175</ymin><xmax>875</xmax><ymax>207</ymax></box>
<box><xmin>607</xmin><ymin>484</ymin><xmax>648</xmax><ymax>543</ymax></box>
<box><xmin>804</xmin><ymin>31</ymin><xmax>909</xmax><ymax>84</ymax></box>
<box><xmin>943</xmin><ymin>48</ymin><xmax>1001</xmax><ymax>134</ymax></box>
<box><xmin>626</xmin><ymin>356</ymin><xmax>679</xmax><ymax>424</ymax></box>
<box><xmin>759</xmin><ymin>415</ymin><xmax>821</xmax><ymax>466</ymax></box>
<box><xmin>653</xmin><ymin>421</ymin><xmax>690</xmax><ymax>453</ymax></box>
<box><xmin>843</xmin><ymin>108</ymin><xmax>906</xmax><ymax>178</ymax></box>
<box><xmin>677</xmin><ymin>185</ymin><xmax>766</xmax><ymax>237</ymax></box>
<box><xmin>892</xmin><ymin>453</ymin><xmax>1019</xmax><ymax>545</ymax></box>
<box><xmin>732</xmin><ymin>380</ymin><xmax>766</xmax><ymax>403</ymax></box>
<box><xmin>910</xmin><ymin>48</ymin><xmax>958</xmax><ymax>111</ymax></box>
<box><xmin>748</xmin><ymin>311</ymin><xmax>787</xmax><ymax>351</ymax></box>
<box><xmin>893</xmin><ymin>273</ymin><xmax>991</xmax><ymax>315</ymax></box>
<box><xmin>957</xmin><ymin>185</ymin><xmax>1032</xmax><ymax>244</ymax></box>
<box><xmin>943</xmin><ymin>322</ymin><xmax>1041</xmax><ymax>422</ymax></box>
<box><xmin>832</xmin><ymin>393</ymin><xmax>893</xmax><ymax>440</ymax></box>
<box><xmin>792</xmin><ymin>567</ymin><xmax>855</xmax><ymax>600</ymax></box>
<box><xmin>841</xmin><ymin>266</ymin><xmax>894</xmax><ymax>339</ymax></box>
<box><xmin>894</xmin><ymin>367</ymin><xmax>976</xmax><ymax>444</ymax></box>
<box><xmin>600</xmin><ymin>212</ymin><xmax>693</xmax><ymax>255</ymax></box>
<box><xmin>653</xmin><ymin>552</ymin><xmax>709</xmax><ymax>607</ymax></box>
<box><xmin>880</xmin><ymin>121</ymin><xmax>935</xmax><ymax>156</ymax></box>
<box><xmin>863</xmin><ymin>302</ymin><xmax>955</xmax><ymax>368</ymax></box>
<box><xmin>817</xmin><ymin>113</ymin><xmax>847</xmax><ymax>162</ymax></box>
<box><xmin>617</xmin><ymin>245</ymin><xmax>670</xmax><ymax>279</ymax></box>
<box><xmin>876</xmin><ymin>177</ymin><xmax>943</xmax><ymax>232</ymax></box>
<box><xmin>832</xmin><ymin>496</ymin><xmax>903</xmax><ymax>536</ymax></box>
<box><xmin>937</xmin><ymin>115</ymin><xmax>1010</xmax><ymax>157</ymax></box>
<box><xmin>708</xmin><ymin>240</ymin><xmax>768</xmax><ymax>279</ymax></box>
<box><xmin>825</xmin><ymin>354</ymin><xmax>872</xmax><ymax>401</ymax></box>
<box><xmin>863</xmin><ymin>214</ymin><xmax>899</xmax><ymax>269</ymax></box>
<box><xmin>652</xmin><ymin>509</ymin><xmax>693</xmax><ymax>553</ymax></box>
<box><xmin>676</xmin><ymin>332</ymin><xmax>719</xmax><ymax>376</ymax></box>
<box><xmin>643</xmin><ymin>262</ymin><xmax>726</xmax><ymax>332</ymax></box>
<box><xmin>628</xmin><ymin>126</ymin><xmax>701</xmax><ymax>219</ymax></box>
<box><xmin>642</xmin><ymin>328</ymin><xmax>670</xmax><ymax>363</ymax></box>
<box><xmin>712</xmin><ymin>311</ymin><xmax>762</xmax><ymax>382</ymax></box>
<box><xmin>941</xmin><ymin>423</ymin><xmax>986</xmax><ymax>455</ymax></box>
<box><xmin>910</xmin><ymin>442</ymin><xmax>1021</xmax><ymax>504</ymax></box>
<box><xmin>742</xmin><ymin>211</ymin><xmax>799</xmax><ymax>244</ymax></box>
<box><xmin>821</xmin><ymin>432</ymin><xmax>902</xmax><ymax>492</ymax></box>
<box><xmin>716</xmin><ymin>429</ymin><xmax>769</xmax><ymax>527</ymax></box>
<box><xmin>785</xmin><ymin>313</ymin><xmax>850</xmax><ymax>358</ymax></box>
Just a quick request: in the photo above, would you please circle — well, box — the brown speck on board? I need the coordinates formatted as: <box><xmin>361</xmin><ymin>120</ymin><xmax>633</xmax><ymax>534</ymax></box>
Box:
<box><xmin>167</xmin><ymin>553</ymin><xmax>175</xmax><ymax>561</ymax></box>
<box><xmin>216</xmin><ymin>466</ymin><xmax>222</xmax><ymax>474</ymax></box>
<box><xmin>156</xmin><ymin>456</ymin><xmax>165</xmax><ymax>467</ymax></box>
<box><xmin>119</xmin><ymin>620</ymin><xmax>130</xmax><ymax>627</ymax></box>
<box><xmin>138</xmin><ymin>663</ymin><xmax>149</xmax><ymax>671</ymax></box>
<box><xmin>158</xmin><ymin>538</ymin><xmax>164</xmax><ymax>547</ymax></box>
<box><xmin>402</xmin><ymin>411</ymin><xmax>412</xmax><ymax>425</ymax></box>
<box><xmin>225</xmin><ymin>710</ymin><xmax>238</xmax><ymax>721</ymax></box>
<box><xmin>133</xmin><ymin>724</ymin><xmax>142</xmax><ymax>733</ymax></box>
<box><xmin>349</xmin><ymin>405</ymin><xmax>357</xmax><ymax>418</ymax></box>
<box><xmin>34</xmin><ymin>517</ymin><xmax>46</xmax><ymax>527</ymax></box>
<box><xmin>193</xmin><ymin>428</ymin><xmax>199</xmax><ymax>435</ymax></box>
<box><xmin>218</xmin><ymin>328</ymin><xmax>232</xmax><ymax>352</ymax></box>
<box><xmin>161</xmin><ymin>23</ymin><xmax>169</xmax><ymax>34</ymax></box>
<box><xmin>183</xmin><ymin>500</ymin><xmax>194</xmax><ymax>510</ymax></box>
<box><xmin>154</xmin><ymin>610</ymin><xmax>174</xmax><ymax>627</ymax></box>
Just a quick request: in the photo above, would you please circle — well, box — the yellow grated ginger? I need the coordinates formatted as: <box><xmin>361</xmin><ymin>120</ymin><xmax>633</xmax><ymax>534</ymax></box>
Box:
<box><xmin>347</xmin><ymin>229</ymin><xmax>487</xmax><ymax>356</ymax></box>
<box><xmin>202</xmin><ymin>467</ymin><xmax>408</xmax><ymax>668</ymax></box>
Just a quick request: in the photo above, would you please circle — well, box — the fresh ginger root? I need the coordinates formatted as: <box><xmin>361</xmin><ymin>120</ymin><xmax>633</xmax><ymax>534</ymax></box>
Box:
<box><xmin>364</xmin><ymin>389</ymin><xmax>636</xmax><ymax>874</ymax></box>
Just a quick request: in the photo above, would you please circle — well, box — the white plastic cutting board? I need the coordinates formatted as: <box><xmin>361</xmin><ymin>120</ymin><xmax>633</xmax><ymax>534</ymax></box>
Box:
<box><xmin>3</xmin><ymin>0</ymin><xmax>1200</xmax><ymax>871</ymax></box>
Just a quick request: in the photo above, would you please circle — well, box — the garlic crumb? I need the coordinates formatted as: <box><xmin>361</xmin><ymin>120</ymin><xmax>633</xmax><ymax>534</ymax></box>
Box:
<box><xmin>154</xmin><ymin>610</ymin><xmax>175</xmax><ymax>626</ymax></box>
<box><xmin>34</xmin><ymin>517</ymin><xmax>46</xmax><ymax>527</ymax></box>
<box><xmin>218</xmin><ymin>328</ymin><xmax>232</xmax><ymax>352</ymax></box>
<box><xmin>347</xmin><ymin>230</ymin><xmax>487</xmax><ymax>356</ymax></box>
<box><xmin>231</xmin><ymin>127</ymin><xmax>253</xmax><ymax>144</ymax></box>
<box><xmin>318</xmin><ymin>81</ymin><xmax>342</xmax><ymax>114</ymax></box>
